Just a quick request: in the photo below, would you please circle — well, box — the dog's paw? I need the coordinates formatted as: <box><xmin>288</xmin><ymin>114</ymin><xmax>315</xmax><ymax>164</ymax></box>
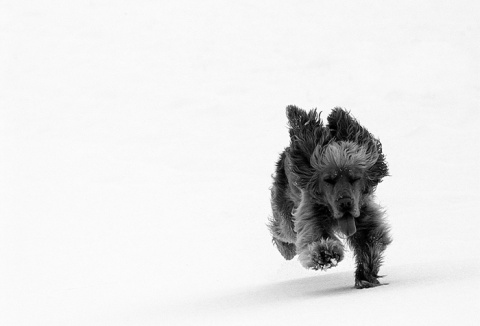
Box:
<box><xmin>273</xmin><ymin>238</ymin><xmax>297</xmax><ymax>260</ymax></box>
<box><xmin>355</xmin><ymin>275</ymin><xmax>387</xmax><ymax>289</ymax></box>
<box><xmin>298</xmin><ymin>239</ymin><xmax>344</xmax><ymax>271</ymax></box>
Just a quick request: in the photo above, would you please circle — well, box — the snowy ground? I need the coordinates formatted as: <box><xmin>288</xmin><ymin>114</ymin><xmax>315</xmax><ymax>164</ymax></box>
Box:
<box><xmin>1</xmin><ymin>1</ymin><xmax>479</xmax><ymax>325</ymax></box>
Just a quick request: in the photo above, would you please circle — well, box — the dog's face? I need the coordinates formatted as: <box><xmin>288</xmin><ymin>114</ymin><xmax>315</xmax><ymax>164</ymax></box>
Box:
<box><xmin>320</xmin><ymin>166</ymin><xmax>365</xmax><ymax>220</ymax></box>
<box><xmin>309</xmin><ymin>141</ymin><xmax>379</xmax><ymax>236</ymax></box>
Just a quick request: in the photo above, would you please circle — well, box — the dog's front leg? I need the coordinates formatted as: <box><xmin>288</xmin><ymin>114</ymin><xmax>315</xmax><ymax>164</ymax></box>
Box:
<box><xmin>293</xmin><ymin>190</ymin><xmax>344</xmax><ymax>270</ymax></box>
<box><xmin>348</xmin><ymin>204</ymin><xmax>392</xmax><ymax>288</ymax></box>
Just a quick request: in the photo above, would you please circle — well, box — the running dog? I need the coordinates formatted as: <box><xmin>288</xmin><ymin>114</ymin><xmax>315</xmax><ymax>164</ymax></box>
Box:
<box><xmin>268</xmin><ymin>106</ymin><xmax>392</xmax><ymax>289</ymax></box>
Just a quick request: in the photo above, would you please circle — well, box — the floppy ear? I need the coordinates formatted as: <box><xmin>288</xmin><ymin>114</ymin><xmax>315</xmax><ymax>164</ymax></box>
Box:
<box><xmin>327</xmin><ymin>107</ymin><xmax>371</xmax><ymax>142</ymax></box>
<box><xmin>286</xmin><ymin>105</ymin><xmax>323</xmax><ymax>147</ymax></box>
<box><xmin>365</xmin><ymin>141</ymin><xmax>389</xmax><ymax>189</ymax></box>
<box><xmin>327</xmin><ymin>107</ymin><xmax>389</xmax><ymax>187</ymax></box>
<box><xmin>285</xmin><ymin>105</ymin><xmax>329</xmax><ymax>189</ymax></box>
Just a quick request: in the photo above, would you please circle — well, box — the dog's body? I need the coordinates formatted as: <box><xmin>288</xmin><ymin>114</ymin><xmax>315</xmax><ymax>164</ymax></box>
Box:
<box><xmin>269</xmin><ymin>106</ymin><xmax>392</xmax><ymax>289</ymax></box>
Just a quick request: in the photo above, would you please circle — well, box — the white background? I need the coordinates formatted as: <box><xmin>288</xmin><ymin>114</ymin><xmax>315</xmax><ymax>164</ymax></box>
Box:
<box><xmin>1</xmin><ymin>1</ymin><xmax>479</xmax><ymax>325</ymax></box>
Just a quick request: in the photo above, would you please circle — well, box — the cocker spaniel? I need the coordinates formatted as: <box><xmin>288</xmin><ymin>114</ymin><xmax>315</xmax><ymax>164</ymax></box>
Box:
<box><xmin>268</xmin><ymin>106</ymin><xmax>392</xmax><ymax>289</ymax></box>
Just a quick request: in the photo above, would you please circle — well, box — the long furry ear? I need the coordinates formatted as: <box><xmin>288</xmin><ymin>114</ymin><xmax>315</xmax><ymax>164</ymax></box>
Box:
<box><xmin>327</xmin><ymin>107</ymin><xmax>370</xmax><ymax>143</ymax></box>
<box><xmin>285</xmin><ymin>105</ymin><xmax>329</xmax><ymax>189</ymax></box>
<box><xmin>327</xmin><ymin>107</ymin><xmax>389</xmax><ymax>188</ymax></box>
<box><xmin>286</xmin><ymin>105</ymin><xmax>322</xmax><ymax>144</ymax></box>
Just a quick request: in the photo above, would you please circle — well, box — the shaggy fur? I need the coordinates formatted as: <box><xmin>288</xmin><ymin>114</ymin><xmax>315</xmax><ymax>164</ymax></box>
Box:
<box><xmin>268</xmin><ymin>106</ymin><xmax>392</xmax><ymax>289</ymax></box>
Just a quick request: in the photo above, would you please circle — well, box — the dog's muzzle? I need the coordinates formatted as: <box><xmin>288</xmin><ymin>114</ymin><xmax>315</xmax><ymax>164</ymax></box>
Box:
<box><xmin>335</xmin><ymin>194</ymin><xmax>358</xmax><ymax>237</ymax></box>
<box><xmin>337</xmin><ymin>196</ymin><xmax>353</xmax><ymax>210</ymax></box>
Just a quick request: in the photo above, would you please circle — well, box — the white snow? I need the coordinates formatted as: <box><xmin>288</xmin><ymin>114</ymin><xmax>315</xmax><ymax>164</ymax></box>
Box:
<box><xmin>1</xmin><ymin>1</ymin><xmax>479</xmax><ymax>325</ymax></box>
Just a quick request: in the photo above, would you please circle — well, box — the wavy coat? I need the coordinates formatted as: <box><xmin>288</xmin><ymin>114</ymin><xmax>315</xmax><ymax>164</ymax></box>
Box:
<box><xmin>269</xmin><ymin>106</ymin><xmax>392</xmax><ymax>288</ymax></box>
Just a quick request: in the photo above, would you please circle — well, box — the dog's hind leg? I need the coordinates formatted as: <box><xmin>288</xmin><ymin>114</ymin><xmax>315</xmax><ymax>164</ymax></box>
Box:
<box><xmin>269</xmin><ymin>151</ymin><xmax>298</xmax><ymax>260</ymax></box>
<box><xmin>347</xmin><ymin>202</ymin><xmax>392</xmax><ymax>289</ymax></box>
<box><xmin>268</xmin><ymin>204</ymin><xmax>297</xmax><ymax>260</ymax></box>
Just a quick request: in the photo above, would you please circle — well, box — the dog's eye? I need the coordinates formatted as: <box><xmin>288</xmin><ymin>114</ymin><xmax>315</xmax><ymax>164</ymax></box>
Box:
<box><xmin>323</xmin><ymin>178</ymin><xmax>335</xmax><ymax>185</ymax></box>
<box><xmin>349</xmin><ymin>177</ymin><xmax>360</xmax><ymax>184</ymax></box>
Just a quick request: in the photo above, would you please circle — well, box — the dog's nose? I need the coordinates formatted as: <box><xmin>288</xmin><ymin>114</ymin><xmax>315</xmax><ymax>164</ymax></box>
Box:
<box><xmin>337</xmin><ymin>196</ymin><xmax>353</xmax><ymax>209</ymax></box>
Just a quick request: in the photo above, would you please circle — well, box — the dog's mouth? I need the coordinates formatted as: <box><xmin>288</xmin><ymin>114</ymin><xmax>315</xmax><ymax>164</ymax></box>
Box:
<box><xmin>336</xmin><ymin>212</ymin><xmax>357</xmax><ymax>237</ymax></box>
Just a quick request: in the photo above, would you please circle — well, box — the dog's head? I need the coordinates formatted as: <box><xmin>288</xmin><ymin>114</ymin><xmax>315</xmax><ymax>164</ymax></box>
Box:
<box><xmin>286</xmin><ymin>106</ymin><xmax>388</xmax><ymax>237</ymax></box>
<box><xmin>308</xmin><ymin>141</ymin><xmax>380</xmax><ymax>236</ymax></box>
